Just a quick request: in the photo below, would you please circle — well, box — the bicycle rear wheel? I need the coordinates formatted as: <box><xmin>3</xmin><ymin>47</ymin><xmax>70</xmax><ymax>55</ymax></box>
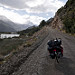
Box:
<box><xmin>55</xmin><ymin>54</ymin><xmax>59</xmax><ymax>63</ymax></box>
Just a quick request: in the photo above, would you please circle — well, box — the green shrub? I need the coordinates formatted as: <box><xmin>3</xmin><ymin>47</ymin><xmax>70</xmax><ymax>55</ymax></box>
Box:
<box><xmin>0</xmin><ymin>39</ymin><xmax>23</xmax><ymax>55</ymax></box>
<box><xmin>63</xmin><ymin>17</ymin><xmax>75</xmax><ymax>33</ymax></box>
<box><xmin>39</xmin><ymin>20</ymin><xmax>46</xmax><ymax>28</ymax></box>
<box><xmin>57</xmin><ymin>7</ymin><xmax>64</xmax><ymax>14</ymax></box>
<box><xmin>19</xmin><ymin>26</ymin><xmax>40</xmax><ymax>36</ymax></box>
<box><xmin>0</xmin><ymin>39</ymin><xmax>3</xmax><ymax>41</ymax></box>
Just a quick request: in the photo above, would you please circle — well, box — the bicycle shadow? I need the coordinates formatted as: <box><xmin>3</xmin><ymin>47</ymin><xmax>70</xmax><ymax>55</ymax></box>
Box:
<box><xmin>55</xmin><ymin>57</ymin><xmax>75</xmax><ymax>75</ymax></box>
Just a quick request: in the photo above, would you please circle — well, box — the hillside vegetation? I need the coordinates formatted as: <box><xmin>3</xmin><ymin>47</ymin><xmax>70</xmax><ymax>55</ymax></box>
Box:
<box><xmin>18</xmin><ymin>20</ymin><xmax>47</xmax><ymax>36</ymax></box>
<box><xmin>57</xmin><ymin>0</ymin><xmax>75</xmax><ymax>34</ymax></box>
<box><xmin>0</xmin><ymin>21</ymin><xmax>48</xmax><ymax>63</ymax></box>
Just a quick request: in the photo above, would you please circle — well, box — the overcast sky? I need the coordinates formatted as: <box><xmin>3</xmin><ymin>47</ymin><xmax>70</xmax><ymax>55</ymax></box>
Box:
<box><xmin>0</xmin><ymin>0</ymin><xmax>68</xmax><ymax>25</ymax></box>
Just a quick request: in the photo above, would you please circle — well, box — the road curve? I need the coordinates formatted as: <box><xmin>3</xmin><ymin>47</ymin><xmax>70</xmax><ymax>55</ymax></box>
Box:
<box><xmin>12</xmin><ymin>27</ymin><xmax>75</xmax><ymax>75</ymax></box>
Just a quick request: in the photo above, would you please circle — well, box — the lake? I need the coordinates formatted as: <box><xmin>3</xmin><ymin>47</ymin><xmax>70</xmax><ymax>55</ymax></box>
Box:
<box><xmin>0</xmin><ymin>34</ymin><xmax>20</xmax><ymax>39</ymax></box>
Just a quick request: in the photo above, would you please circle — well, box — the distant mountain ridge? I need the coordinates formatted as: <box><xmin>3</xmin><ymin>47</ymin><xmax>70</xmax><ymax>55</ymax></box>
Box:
<box><xmin>0</xmin><ymin>16</ymin><xmax>33</xmax><ymax>32</ymax></box>
<box><xmin>0</xmin><ymin>19</ymin><xmax>16</xmax><ymax>32</ymax></box>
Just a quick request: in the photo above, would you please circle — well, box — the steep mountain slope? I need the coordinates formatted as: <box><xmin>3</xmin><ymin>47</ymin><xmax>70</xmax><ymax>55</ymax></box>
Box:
<box><xmin>51</xmin><ymin>0</ymin><xmax>75</xmax><ymax>33</ymax></box>
<box><xmin>0</xmin><ymin>20</ymin><xmax>16</xmax><ymax>32</ymax></box>
<box><xmin>0</xmin><ymin>16</ymin><xmax>31</xmax><ymax>32</ymax></box>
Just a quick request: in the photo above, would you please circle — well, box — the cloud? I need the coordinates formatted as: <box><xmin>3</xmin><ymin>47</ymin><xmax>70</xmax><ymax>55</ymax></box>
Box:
<box><xmin>0</xmin><ymin>7</ymin><xmax>26</xmax><ymax>24</ymax></box>
<box><xmin>0</xmin><ymin>0</ymin><xmax>67</xmax><ymax>25</ymax></box>
<box><xmin>26</xmin><ymin>0</ymin><xmax>64</xmax><ymax>14</ymax></box>
<box><xmin>0</xmin><ymin>0</ymin><xmax>65</xmax><ymax>14</ymax></box>
<box><xmin>0</xmin><ymin>7</ymin><xmax>46</xmax><ymax>25</ymax></box>
<box><xmin>0</xmin><ymin>0</ymin><xmax>28</xmax><ymax>9</ymax></box>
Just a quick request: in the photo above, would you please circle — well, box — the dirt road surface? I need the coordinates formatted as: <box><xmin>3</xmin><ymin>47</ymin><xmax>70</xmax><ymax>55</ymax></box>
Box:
<box><xmin>11</xmin><ymin>27</ymin><xmax>75</xmax><ymax>75</ymax></box>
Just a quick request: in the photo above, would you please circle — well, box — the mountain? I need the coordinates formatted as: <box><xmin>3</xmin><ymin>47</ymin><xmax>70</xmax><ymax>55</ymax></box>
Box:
<box><xmin>0</xmin><ymin>16</ymin><xmax>32</xmax><ymax>32</ymax></box>
<box><xmin>0</xmin><ymin>20</ymin><xmax>16</xmax><ymax>32</ymax></box>
<box><xmin>27</xmin><ymin>25</ymin><xmax>37</xmax><ymax>29</ymax></box>
<box><xmin>50</xmin><ymin>0</ymin><xmax>75</xmax><ymax>34</ymax></box>
<box><xmin>17</xmin><ymin>21</ymin><xmax>34</xmax><ymax>31</ymax></box>
<box><xmin>46</xmin><ymin>18</ymin><xmax>54</xmax><ymax>25</ymax></box>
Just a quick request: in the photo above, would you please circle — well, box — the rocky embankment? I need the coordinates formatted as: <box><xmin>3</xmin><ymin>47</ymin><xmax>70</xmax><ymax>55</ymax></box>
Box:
<box><xmin>51</xmin><ymin>13</ymin><xmax>64</xmax><ymax>30</ymax></box>
<box><xmin>0</xmin><ymin>27</ymin><xmax>49</xmax><ymax>75</ymax></box>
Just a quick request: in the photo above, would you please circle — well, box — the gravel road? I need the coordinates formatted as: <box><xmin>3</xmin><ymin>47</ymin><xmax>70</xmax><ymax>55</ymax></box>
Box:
<box><xmin>11</xmin><ymin>27</ymin><xmax>75</xmax><ymax>75</ymax></box>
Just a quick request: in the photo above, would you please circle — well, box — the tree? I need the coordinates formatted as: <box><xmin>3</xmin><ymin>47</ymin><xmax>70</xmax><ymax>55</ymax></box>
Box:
<box><xmin>39</xmin><ymin>20</ymin><xmax>46</xmax><ymax>28</ymax></box>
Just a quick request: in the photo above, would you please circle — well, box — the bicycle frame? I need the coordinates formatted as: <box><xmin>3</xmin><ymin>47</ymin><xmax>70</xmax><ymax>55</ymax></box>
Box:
<box><xmin>54</xmin><ymin>49</ymin><xmax>59</xmax><ymax>63</ymax></box>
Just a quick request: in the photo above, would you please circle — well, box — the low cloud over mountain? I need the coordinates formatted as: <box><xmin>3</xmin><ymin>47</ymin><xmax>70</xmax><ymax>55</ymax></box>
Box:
<box><xmin>0</xmin><ymin>16</ymin><xmax>33</xmax><ymax>32</ymax></box>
